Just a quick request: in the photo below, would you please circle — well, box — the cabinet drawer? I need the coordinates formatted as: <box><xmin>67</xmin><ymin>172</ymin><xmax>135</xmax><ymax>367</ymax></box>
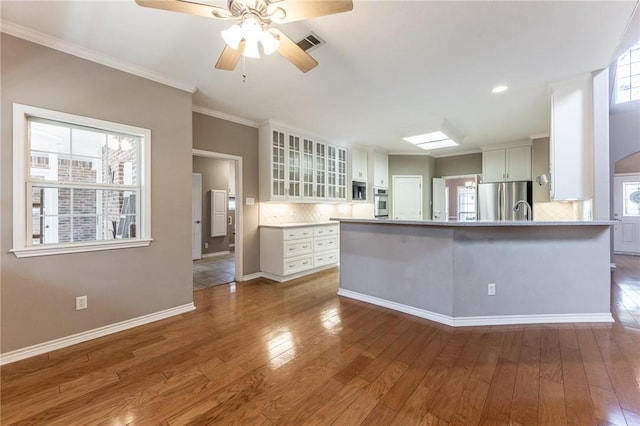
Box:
<box><xmin>314</xmin><ymin>225</ymin><xmax>339</xmax><ymax>237</ymax></box>
<box><xmin>284</xmin><ymin>255</ymin><xmax>313</xmax><ymax>274</ymax></box>
<box><xmin>314</xmin><ymin>250</ymin><xmax>338</xmax><ymax>267</ymax></box>
<box><xmin>314</xmin><ymin>236</ymin><xmax>338</xmax><ymax>251</ymax></box>
<box><xmin>283</xmin><ymin>238</ymin><xmax>313</xmax><ymax>258</ymax></box>
<box><xmin>283</xmin><ymin>227</ymin><xmax>314</xmax><ymax>241</ymax></box>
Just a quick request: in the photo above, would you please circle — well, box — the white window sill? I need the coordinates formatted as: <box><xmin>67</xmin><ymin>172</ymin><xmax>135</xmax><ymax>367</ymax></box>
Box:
<box><xmin>10</xmin><ymin>239</ymin><xmax>153</xmax><ymax>258</ymax></box>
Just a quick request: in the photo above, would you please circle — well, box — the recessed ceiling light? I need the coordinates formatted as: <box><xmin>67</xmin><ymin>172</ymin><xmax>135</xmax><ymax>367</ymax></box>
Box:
<box><xmin>492</xmin><ymin>85</ymin><xmax>508</xmax><ymax>93</ymax></box>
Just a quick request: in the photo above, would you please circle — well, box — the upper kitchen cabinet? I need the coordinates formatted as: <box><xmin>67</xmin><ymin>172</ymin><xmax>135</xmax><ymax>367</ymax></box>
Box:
<box><xmin>351</xmin><ymin>147</ymin><xmax>368</xmax><ymax>182</ymax></box>
<box><xmin>482</xmin><ymin>145</ymin><xmax>531</xmax><ymax>182</ymax></box>
<box><xmin>549</xmin><ymin>74</ymin><xmax>594</xmax><ymax>201</ymax></box>
<box><xmin>373</xmin><ymin>151</ymin><xmax>389</xmax><ymax>188</ymax></box>
<box><xmin>259</xmin><ymin>122</ymin><xmax>346</xmax><ymax>202</ymax></box>
<box><xmin>327</xmin><ymin>144</ymin><xmax>347</xmax><ymax>200</ymax></box>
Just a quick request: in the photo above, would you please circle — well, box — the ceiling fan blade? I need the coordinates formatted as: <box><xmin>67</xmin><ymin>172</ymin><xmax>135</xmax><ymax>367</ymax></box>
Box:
<box><xmin>215</xmin><ymin>41</ymin><xmax>245</xmax><ymax>71</ymax></box>
<box><xmin>269</xmin><ymin>0</ymin><xmax>352</xmax><ymax>23</ymax></box>
<box><xmin>135</xmin><ymin>0</ymin><xmax>233</xmax><ymax>19</ymax></box>
<box><xmin>271</xmin><ymin>28</ymin><xmax>318</xmax><ymax>73</ymax></box>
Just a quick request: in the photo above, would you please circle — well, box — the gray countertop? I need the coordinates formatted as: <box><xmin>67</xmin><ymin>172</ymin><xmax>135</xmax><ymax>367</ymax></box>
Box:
<box><xmin>331</xmin><ymin>217</ymin><xmax>614</xmax><ymax>227</ymax></box>
<box><xmin>259</xmin><ymin>221</ymin><xmax>339</xmax><ymax>229</ymax></box>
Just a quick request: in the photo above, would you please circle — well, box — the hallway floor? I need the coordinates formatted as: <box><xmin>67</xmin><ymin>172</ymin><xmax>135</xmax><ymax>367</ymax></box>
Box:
<box><xmin>192</xmin><ymin>252</ymin><xmax>235</xmax><ymax>290</ymax></box>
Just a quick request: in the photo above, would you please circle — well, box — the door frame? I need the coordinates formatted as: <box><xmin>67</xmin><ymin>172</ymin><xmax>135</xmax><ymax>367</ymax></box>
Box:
<box><xmin>613</xmin><ymin>172</ymin><xmax>640</xmax><ymax>255</ymax></box>
<box><xmin>192</xmin><ymin>149</ymin><xmax>244</xmax><ymax>281</ymax></box>
<box><xmin>192</xmin><ymin>173</ymin><xmax>202</xmax><ymax>260</ymax></box>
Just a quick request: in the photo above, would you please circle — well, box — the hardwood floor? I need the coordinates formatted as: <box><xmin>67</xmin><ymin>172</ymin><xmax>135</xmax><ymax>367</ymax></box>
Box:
<box><xmin>2</xmin><ymin>255</ymin><xmax>639</xmax><ymax>425</ymax></box>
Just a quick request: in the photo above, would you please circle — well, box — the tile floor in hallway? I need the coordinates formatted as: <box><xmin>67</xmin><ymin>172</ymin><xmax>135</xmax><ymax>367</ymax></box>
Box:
<box><xmin>193</xmin><ymin>251</ymin><xmax>235</xmax><ymax>290</ymax></box>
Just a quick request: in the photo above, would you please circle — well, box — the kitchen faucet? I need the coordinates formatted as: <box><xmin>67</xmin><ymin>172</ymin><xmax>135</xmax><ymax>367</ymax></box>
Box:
<box><xmin>513</xmin><ymin>200</ymin><xmax>532</xmax><ymax>221</ymax></box>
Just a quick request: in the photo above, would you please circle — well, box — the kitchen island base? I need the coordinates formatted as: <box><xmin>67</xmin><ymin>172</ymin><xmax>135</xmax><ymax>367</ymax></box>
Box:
<box><xmin>336</xmin><ymin>220</ymin><xmax>614</xmax><ymax>327</ymax></box>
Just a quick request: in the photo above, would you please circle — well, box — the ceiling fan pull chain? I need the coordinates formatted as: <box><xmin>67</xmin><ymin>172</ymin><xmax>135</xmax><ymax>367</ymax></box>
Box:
<box><xmin>242</xmin><ymin>56</ymin><xmax>247</xmax><ymax>83</ymax></box>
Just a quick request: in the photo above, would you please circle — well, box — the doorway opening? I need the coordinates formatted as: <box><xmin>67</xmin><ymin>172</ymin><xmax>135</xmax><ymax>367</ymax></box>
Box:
<box><xmin>432</xmin><ymin>175</ymin><xmax>480</xmax><ymax>222</ymax></box>
<box><xmin>192</xmin><ymin>149</ymin><xmax>243</xmax><ymax>290</ymax></box>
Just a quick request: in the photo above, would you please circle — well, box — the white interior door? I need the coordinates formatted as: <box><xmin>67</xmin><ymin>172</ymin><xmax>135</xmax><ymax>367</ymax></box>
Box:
<box><xmin>432</xmin><ymin>177</ymin><xmax>445</xmax><ymax>221</ymax></box>
<box><xmin>392</xmin><ymin>175</ymin><xmax>423</xmax><ymax>220</ymax></box>
<box><xmin>192</xmin><ymin>173</ymin><xmax>202</xmax><ymax>260</ymax></box>
<box><xmin>211</xmin><ymin>189</ymin><xmax>227</xmax><ymax>237</ymax></box>
<box><xmin>614</xmin><ymin>173</ymin><xmax>640</xmax><ymax>254</ymax></box>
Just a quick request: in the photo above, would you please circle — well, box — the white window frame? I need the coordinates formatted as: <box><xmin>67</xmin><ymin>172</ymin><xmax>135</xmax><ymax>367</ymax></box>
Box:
<box><xmin>11</xmin><ymin>103</ymin><xmax>152</xmax><ymax>258</ymax></box>
<box><xmin>614</xmin><ymin>40</ymin><xmax>640</xmax><ymax>104</ymax></box>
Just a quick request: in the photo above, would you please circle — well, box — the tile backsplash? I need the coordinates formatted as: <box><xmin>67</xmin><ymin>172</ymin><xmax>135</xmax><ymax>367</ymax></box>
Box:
<box><xmin>534</xmin><ymin>199</ymin><xmax>593</xmax><ymax>221</ymax></box>
<box><xmin>260</xmin><ymin>203</ymin><xmax>374</xmax><ymax>225</ymax></box>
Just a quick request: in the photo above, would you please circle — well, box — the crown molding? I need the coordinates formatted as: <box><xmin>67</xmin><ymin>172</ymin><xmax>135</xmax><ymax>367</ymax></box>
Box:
<box><xmin>192</xmin><ymin>105</ymin><xmax>259</xmax><ymax>128</ymax></box>
<box><xmin>0</xmin><ymin>20</ymin><xmax>197</xmax><ymax>94</ymax></box>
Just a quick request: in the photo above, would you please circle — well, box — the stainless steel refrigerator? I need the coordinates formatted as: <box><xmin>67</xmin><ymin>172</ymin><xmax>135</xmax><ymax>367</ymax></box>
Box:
<box><xmin>477</xmin><ymin>181</ymin><xmax>532</xmax><ymax>221</ymax></box>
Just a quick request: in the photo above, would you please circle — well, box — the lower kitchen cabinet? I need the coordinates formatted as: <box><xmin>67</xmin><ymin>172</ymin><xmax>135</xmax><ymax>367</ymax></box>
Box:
<box><xmin>260</xmin><ymin>223</ymin><xmax>339</xmax><ymax>282</ymax></box>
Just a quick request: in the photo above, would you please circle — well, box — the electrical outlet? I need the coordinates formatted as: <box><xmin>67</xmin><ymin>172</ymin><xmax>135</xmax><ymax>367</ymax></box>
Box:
<box><xmin>76</xmin><ymin>295</ymin><xmax>88</xmax><ymax>310</ymax></box>
<box><xmin>488</xmin><ymin>283</ymin><xmax>496</xmax><ymax>296</ymax></box>
<box><xmin>204</xmin><ymin>242</ymin><xmax>209</xmax><ymax>249</ymax></box>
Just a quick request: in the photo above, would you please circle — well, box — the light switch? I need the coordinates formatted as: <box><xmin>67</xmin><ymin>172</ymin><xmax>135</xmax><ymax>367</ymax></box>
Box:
<box><xmin>246</xmin><ymin>197</ymin><xmax>254</xmax><ymax>205</ymax></box>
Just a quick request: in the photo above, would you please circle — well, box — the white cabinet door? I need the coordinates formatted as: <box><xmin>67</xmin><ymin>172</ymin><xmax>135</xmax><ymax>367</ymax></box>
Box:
<box><xmin>211</xmin><ymin>189</ymin><xmax>227</xmax><ymax>237</ymax></box>
<box><xmin>271</xmin><ymin>130</ymin><xmax>287</xmax><ymax>199</ymax></box>
<box><xmin>328</xmin><ymin>145</ymin><xmax>347</xmax><ymax>200</ymax></box>
<box><xmin>373</xmin><ymin>152</ymin><xmax>388</xmax><ymax>188</ymax></box>
<box><xmin>302</xmin><ymin>138</ymin><xmax>315</xmax><ymax>199</ymax></box>
<box><xmin>483</xmin><ymin>149</ymin><xmax>506</xmax><ymax>182</ymax></box>
<box><xmin>483</xmin><ymin>147</ymin><xmax>531</xmax><ymax>182</ymax></box>
<box><xmin>314</xmin><ymin>141</ymin><xmax>327</xmax><ymax>200</ymax></box>
<box><xmin>352</xmin><ymin>148</ymin><xmax>367</xmax><ymax>182</ymax></box>
<box><xmin>287</xmin><ymin>134</ymin><xmax>302</xmax><ymax>199</ymax></box>
<box><xmin>550</xmin><ymin>75</ymin><xmax>593</xmax><ymax>201</ymax></box>
<box><xmin>506</xmin><ymin>146</ymin><xmax>532</xmax><ymax>181</ymax></box>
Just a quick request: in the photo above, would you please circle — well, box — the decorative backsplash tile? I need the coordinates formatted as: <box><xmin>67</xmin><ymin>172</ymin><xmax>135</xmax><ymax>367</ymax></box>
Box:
<box><xmin>260</xmin><ymin>203</ymin><xmax>374</xmax><ymax>225</ymax></box>
<box><xmin>534</xmin><ymin>200</ymin><xmax>592</xmax><ymax>221</ymax></box>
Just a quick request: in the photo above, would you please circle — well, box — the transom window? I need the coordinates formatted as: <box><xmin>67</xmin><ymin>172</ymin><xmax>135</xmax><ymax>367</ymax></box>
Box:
<box><xmin>12</xmin><ymin>104</ymin><xmax>152</xmax><ymax>257</ymax></box>
<box><xmin>615</xmin><ymin>40</ymin><xmax>640</xmax><ymax>104</ymax></box>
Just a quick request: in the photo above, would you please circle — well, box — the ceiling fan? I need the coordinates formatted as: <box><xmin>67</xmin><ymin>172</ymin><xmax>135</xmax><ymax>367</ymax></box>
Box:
<box><xmin>135</xmin><ymin>0</ymin><xmax>353</xmax><ymax>73</ymax></box>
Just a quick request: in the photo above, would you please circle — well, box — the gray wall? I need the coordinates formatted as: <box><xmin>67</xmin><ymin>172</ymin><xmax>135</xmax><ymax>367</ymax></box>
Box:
<box><xmin>192</xmin><ymin>112</ymin><xmax>260</xmax><ymax>275</ymax></box>
<box><xmin>389</xmin><ymin>155</ymin><xmax>436</xmax><ymax>220</ymax></box>
<box><xmin>615</xmin><ymin>152</ymin><xmax>640</xmax><ymax>173</ymax></box>
<box><xmin>1</xmin><ymin>35</ymin><xmax>193</xmax><ymax>353</ymax></box>
<box><xmin>434</xmin><ymin>153</ymin><xmax>482</xmax><ymax>177</ymax></box>
<box><xmin>610</xmin><ymin>108</ymin><xmax>640</xmax><ymax>166</ymax></box>
<box><xmin>192</xmin><ymin>157</ymin><xmax>233</xmax><ymax>254</ymax></box>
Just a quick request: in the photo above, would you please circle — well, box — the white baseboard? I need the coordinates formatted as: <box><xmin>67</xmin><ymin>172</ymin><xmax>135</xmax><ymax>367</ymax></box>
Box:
<box><xmin>0</xmin><ymin>303</ymin><xmax>195</xmax><ymax>365</ymax></box>
<box><xmin>201</xmin><ymin>250</ymin><xmax>231</xmax><ymax>258</ymax></box>
<box><xmin>337</xmin><ymin>289</ymin><xmax>614</xmax><ymax>327</ymax></box>
<box><xmin>239</xmin><ymin>272</ymin><xmax>263</xmax><ymax>281</ymax></box>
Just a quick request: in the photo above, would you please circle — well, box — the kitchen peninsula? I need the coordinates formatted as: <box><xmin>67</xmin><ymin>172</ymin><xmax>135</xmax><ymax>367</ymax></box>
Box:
<box><xmin>334</xmin><ymin>218</ymin><xmax>614</xmax><ymax>326</ymax></box>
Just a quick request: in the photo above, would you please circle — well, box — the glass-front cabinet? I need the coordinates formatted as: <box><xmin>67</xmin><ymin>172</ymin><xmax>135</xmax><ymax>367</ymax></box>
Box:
<box><xmin>302</xmin><ymin>138</ymin><xmax>315</xmax><ymax>199</ymax></box>
<box><xmin>259</xmin><ymin>122</ymin><xmax>346</xmax><ymax>202</ymax></box>
<box><xmin>314</xmin><ymin>141</ymin><xmax>326</xmax><ymax>200</ymax></box>
<box><xmin>288</xmin><ymin>134</ymin><xmax>301</xmax><ymax>198</ymax></box>
<box><xmin>271</xmin><ymin>130</ymin><xmax>286</xmax><ymax>199</ymax></box>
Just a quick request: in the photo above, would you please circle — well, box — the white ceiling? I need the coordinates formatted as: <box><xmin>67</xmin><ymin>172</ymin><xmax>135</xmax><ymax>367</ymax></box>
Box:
<box><xmin>1</xmin><ymin>0</ymin><xmax>637</xmax><ymax>156</ymax></box>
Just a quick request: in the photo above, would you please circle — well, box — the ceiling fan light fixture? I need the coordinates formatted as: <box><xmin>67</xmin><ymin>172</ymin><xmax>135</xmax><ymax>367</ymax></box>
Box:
<box><xmin>241</xmin><ymin>16</ymin><xmax>262</xmax><ymax>44</ymax></box>
<box><xmin>243</xmin><ymin>38</ymin><xmax>261</xmax><ymax>58</ymax></box>
<box><xmin>221</xmin><ymin>24</ymin><xmax>243</xmax><ymax>50</ymax></box>
<box><xmin>260</xmin><ymin>29</ymin><xmax>280</xmax><ymax>55</ymax></box>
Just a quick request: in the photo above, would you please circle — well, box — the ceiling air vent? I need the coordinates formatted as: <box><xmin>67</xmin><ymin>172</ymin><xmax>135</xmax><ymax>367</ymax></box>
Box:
<box><xmin>296</xmin><ymin>33</ymin><xmax>325</xmax><ymax>52</ymax></box>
